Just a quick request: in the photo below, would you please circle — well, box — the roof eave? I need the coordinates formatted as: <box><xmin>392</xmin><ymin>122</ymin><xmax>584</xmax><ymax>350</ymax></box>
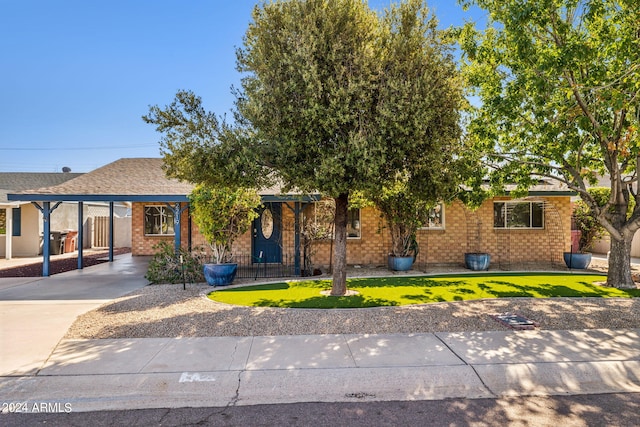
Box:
<box><xmin>7</xmin><ymin>194</ymin><xmax>190</xmax><ymax>203</ymax></box>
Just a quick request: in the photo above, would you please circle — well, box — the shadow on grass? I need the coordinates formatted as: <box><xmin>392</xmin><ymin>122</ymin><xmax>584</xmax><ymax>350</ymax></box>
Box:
<box><xmin>254</xmin><ymin>294</ymin><xmax>398</xmax><ymax>309</ymax></box>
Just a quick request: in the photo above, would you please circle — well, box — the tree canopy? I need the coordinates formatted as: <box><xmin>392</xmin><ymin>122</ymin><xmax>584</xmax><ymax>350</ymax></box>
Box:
<box><xmin>145</xmin><ymin>0</ymin><xmax>466</xmax><ymax>294</ymax></box>
<box><xmin>458</xmin><ymin>0</ymin><xmax>640</xmax><ymax>287</ymax></box>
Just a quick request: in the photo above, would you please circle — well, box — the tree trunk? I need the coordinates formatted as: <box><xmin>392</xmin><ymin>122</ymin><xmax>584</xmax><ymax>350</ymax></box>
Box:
<box><xmin>607</xmin><ymin>234</ymin><xmax>636</xmax><ymax>289</ymax></box>
<box><xmin>331</xmin><ymin>193</ymin><xmax>349</xmax><ymax>296</ymax></box>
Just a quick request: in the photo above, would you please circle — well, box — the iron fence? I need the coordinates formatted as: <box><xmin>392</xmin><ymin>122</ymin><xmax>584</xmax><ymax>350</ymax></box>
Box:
<box><xmin>203</xmin><ymin>253</ymin><xmax>299</xmax><ymax>280</ymax></box>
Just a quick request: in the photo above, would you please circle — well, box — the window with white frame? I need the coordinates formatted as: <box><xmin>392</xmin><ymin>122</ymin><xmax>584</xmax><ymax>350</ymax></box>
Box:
<box><xmin>0</xmin><ymin>209</ymin><xmax>5</xmax><ymax>235</ymax></box>
<box><xmin>420</xmin><ymin>203</ymin><xmax>445</xmax><ymax>229</ymax></box>
<box><xmin>347</xmin><ymin>208</ymin><xmax>361</xmax><ymax>239</ymax></box>
<box><xmin>0</xmin><ymin>208</ymin><xmax>20</xmax><ymax>236</ymax></box>
<box><xmin>302</xmin><ymin>200</ymin><xmax>334</xmax><ymax>241</ymax></box>
<box><xmin>144</xmin><ymin>206</ymin><xmax>175</xmax><ymax>236</ymax></box>
<box><xmin>302</xmin><ymin>202</ymin><xmax>360</xmax><ymax>239</ymax></box>
<box><xmin>494</xmin><ymin>201</ymin><xmax>544</xmax><ymax>229</ymax></box>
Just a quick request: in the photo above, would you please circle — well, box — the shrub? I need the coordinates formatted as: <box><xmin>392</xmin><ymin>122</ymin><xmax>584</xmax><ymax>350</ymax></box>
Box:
<box><xmin>189</xmin><ymin>185</ymin><xmax>261</xmax><ymax>263</ymax></box>
<box><xmin>145</xmin><ymin>241</ymin><xmax>205</xmax><ymax>284</ymax></box>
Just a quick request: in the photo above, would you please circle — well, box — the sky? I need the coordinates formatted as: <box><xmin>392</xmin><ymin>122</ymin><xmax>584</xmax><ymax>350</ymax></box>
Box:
<box><xmin>0</xmin><ymin>0</ymin><xmax>485</xmax><ymax>173</ymax></box>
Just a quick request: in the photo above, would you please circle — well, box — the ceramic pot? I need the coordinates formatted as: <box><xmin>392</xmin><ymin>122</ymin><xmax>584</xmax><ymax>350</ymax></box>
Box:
<box><xmin>387</xmin><ymin>255</ymin><xmax>414</xmax><ymax>271</ymax></box>
<box><xmin>464</xmin><ymin>253</ymin><xmax>491</xmax><ymax>271</ymax></box>
<box><xmin>203</xmin><ymin>263</ymin><xmax>238</xmax><ymax>286</ymax></box>
<box><xmin>563</xmin><ymin>252</ymin><xmax>592</xmax><ymax>269</ymax></box>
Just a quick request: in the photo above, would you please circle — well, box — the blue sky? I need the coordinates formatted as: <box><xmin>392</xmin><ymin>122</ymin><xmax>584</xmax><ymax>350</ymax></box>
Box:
<box><xmin>0</xmin><ymin>0</ymin><xmax>484</xmax><ymax>173</ymax></box>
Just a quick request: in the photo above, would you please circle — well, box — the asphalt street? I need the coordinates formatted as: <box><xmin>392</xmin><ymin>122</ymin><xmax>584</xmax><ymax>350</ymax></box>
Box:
<box><xmin>3</xmin><ymin>393</ymin><xmax>640</xmax><ymax>426</ymax></box>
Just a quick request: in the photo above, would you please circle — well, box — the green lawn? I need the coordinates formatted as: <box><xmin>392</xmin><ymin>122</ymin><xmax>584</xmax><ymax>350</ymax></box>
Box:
<box><xmin>207</xmin><ymin>273</ymin><xmax>640</xmax><ymax>309</ymax></box>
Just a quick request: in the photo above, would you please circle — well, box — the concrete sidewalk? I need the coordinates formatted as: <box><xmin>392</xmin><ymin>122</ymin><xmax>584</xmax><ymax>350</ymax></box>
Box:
<box><xmin>1</xmin><ymin>329</ymin><xmax>639</xmax><ymax>412</ymax></box>
<box><xmin>1</xmin><ymin>254</ymin><xmax>640</xmax><ymax>414</ymax></box>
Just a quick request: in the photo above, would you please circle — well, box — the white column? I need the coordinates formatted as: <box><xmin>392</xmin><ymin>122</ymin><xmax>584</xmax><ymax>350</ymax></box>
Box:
<box><xmin>5</xmin><ymin>207</ymin><xmax>13</xmax><ymax>260</ymax></box>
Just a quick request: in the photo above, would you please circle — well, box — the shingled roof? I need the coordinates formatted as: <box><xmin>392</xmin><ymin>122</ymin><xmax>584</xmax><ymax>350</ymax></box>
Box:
<box><xmin>7</xmin><ymin>158</ymin><xmax>194</xmax><ymax>202</ymax></box>
<box><xmin>1</xmin><ymin>171</ymin><xmax>83</xmax><ymax>204</ymax></box>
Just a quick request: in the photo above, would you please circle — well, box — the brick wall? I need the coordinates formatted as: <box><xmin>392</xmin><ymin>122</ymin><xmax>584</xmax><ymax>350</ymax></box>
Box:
<box><xmin>132</xmin><ymin>197</ymin><xmax>572</xmax><ymax>267</ymax></box>
<box><xmin>132</xmin><ymin>201</ymin><xmax>300</xmax><ymax>259</ymax></box>
<box><xmin>308</xmin><ymin>197</ymin><xmax>572</xmax><ymax>268</ymax></box>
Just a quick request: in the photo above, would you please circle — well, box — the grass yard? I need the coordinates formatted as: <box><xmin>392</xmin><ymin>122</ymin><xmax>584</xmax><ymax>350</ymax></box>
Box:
<box><xmin>207</xmin><ymin>273</ymin><xmax>640</xmax><ymax>309</ymax></box>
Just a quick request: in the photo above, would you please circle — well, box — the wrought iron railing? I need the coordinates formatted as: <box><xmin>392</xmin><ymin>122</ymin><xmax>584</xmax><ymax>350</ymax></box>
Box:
<box><xmin>203</xmin><ymin>253</ymin><xmax>299</xmax><ymax>280</ymax></box>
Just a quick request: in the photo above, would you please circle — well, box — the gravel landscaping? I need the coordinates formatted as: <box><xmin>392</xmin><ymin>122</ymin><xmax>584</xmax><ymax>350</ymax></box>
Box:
<box><xmin>64</xmin><ymin>257</ymin><xmax>640</xmax><ymax>339</ymax></box>
<box><xmin>0</xmin><ymin>248</ymin><xmax>132</xmax><ymax>277</ymax></box>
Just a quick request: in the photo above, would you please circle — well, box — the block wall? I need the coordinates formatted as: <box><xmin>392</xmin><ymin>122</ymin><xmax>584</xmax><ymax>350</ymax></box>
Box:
<box><xmin>308</xmin><ymin>197</ymin><xmax>572</xmax><ymax>268</ymax></box>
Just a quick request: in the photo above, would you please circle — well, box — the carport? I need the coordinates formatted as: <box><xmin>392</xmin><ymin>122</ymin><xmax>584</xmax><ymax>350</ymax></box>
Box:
<box><xmin>7</xmin><ymin>158</ymin><xmax>193</xmax><ymax>276</ymax></box>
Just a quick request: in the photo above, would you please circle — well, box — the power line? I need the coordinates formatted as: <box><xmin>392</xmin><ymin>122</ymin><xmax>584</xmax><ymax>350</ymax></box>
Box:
<box><xmin>0</xmin><ymin>144</ymin><xmax>158</xmax><ymax>151</ymax></box>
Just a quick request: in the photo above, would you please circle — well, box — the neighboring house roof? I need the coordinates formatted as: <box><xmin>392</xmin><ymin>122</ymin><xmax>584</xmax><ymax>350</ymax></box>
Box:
<box><xmin>502</xmin><ymin>178</ymin><xmax>575</xmax><ymax>196</ymax></box>
<box><xmin>0</xmin><ymin>171</ymin><xmax>83</xmax><ymax>205</ymax></box>
<box><xmin>8</xmin><ymin>158</ymin><xmax>192</xmax><ymax>202</ymax></box>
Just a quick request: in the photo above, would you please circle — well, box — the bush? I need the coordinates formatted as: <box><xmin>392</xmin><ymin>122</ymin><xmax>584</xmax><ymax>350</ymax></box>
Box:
<box><xmin>189</xmin><ymin>185</ymin><xmax>261</xmax><ymax>264</ymax></box>
<box><xmin>145</xmin><ymin>241</ymin><xmax>205</xmax><ymax>284</ymax></box>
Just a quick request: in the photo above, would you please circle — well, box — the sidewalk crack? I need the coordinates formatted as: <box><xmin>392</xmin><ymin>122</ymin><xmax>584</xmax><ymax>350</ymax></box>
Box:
<box><xmin>434</xmin><ymin>333</ymin><xmax>497</xmax><ymax>397</ymax></box>
<box><xmin>227</xmin><ymin>337</ymin><xmax>254</xmax><ymax>409</ymax></box>
<box><xmin>139</xmin><ymin>338</ymin><xmax>172</xmax><ymax>373</ymax></box>
<box><xmin>343</xmin><ymin>335</ymin><xmax>358</xmax><ymax>367</ymax></box>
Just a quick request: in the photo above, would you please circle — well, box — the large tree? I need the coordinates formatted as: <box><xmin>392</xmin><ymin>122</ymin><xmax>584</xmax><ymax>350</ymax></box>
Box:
<box><xmin>145</xmin><ymin>0</ymin><xmax>464</xmax><ymax>295</ymax></box>
<box><xmin>458</xmin><ymin>0</ymin><xmax>640</xmax><ymax>288</ymax></box>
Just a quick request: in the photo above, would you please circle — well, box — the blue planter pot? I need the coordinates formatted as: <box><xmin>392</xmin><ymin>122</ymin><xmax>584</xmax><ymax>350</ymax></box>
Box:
<box><xmin>203</xmin><ymin>263</ymin><xmax>238</xmax><ymax>286</ymax></box>
<box><xmin>563</xmin><ymin>252</ymin><xmax>592</xmax><ymax>269</ymax></box>
<box><xmin>388</xmin><ymin>256</ymin><xmax>414</xmax><ymax>271</ymax></box>
<box><xmin>465</xmin><ymin>253</ymin><xmax>491</xmax><ymax>271</ymax></box>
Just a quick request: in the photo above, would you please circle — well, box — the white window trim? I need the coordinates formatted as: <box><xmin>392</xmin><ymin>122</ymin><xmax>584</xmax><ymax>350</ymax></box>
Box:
<box><xmin>419</xmin><ymin>203</ymin><xmax>445</xmax><ymax>230</ymax></box>
<box><xmin>347</xmin><ymin>208</ymin><xmax>361</xmax><ymax>240</ymax></box>
<box><xmin>493</xmin><ymin>201</ymin><xmax>545</xmax><ymax>229</ymax></box>
<box><xmin>303</xmin><ymin>203</ymin><xmax>361</xmax><ymax>240</ymax></box>
<box><xmin>0</xmin><ymin>208</ymin><xmax>6</xmax><ymax>235</ymax></box>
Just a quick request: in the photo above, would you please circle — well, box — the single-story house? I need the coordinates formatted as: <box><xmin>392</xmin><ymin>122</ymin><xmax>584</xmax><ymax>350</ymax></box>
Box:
<box><xmin>8</xmin><ymin>158</ymin><xmax>574</xmax><ymax>275</ymax></box>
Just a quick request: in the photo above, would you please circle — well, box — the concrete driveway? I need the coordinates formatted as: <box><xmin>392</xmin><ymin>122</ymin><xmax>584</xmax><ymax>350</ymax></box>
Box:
<box><xmin>0</xmin><ymin>254</ymin><xmax>149</xmax><ymax>376</ymax></box>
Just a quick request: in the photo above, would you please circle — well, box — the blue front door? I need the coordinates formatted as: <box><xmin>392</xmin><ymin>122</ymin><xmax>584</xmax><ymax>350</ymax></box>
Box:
<box><xmin>253</xmin><ymin>203</ymin><xmax>282</xmax><ymax>263</ymax></box>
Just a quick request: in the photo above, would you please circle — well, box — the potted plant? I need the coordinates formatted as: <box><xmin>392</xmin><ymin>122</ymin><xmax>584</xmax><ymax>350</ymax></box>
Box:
<box><xmin>189</xmin><ymin>184</ymin><xmax>261</xmax><ymax>285</ymax></box>
<box><xmin>564</xmin><ymin>199</ymin><xmax>604</xmax><ymax>269</ymax></box>
<box><xmin>372</xmin><ymin>180</ymin><xmax>431</xmax><ymax>272</ymax></box>
<box><xmin>464</xmin><ymin>210</ymin><xmax>490</xmax><ymax>271</ymax></box>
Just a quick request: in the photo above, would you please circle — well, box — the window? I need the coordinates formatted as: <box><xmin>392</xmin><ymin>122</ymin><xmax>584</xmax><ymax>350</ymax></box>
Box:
<box><xmin>302</xmin><ymin>200</ymin><xmax>335</xmax><ymax>241</ymax></box>
<box><xmin>301</xmin><ymin>202</ymin><xmax>360</xmax><ymax>239</ymax></box>
<box><xmin>0</xmin><ymin>207</ymin><xmax>21</xmax><ymax>236</ymax></box>
<box><xmin>144</xmin><ymin>206</ymin><xmax>175</xmax><ymax>236</ymax></box>
<box><xmin>494</xmin><ymin>201</ymin><xmax>544</xmax><ymax>229</ymax></box>
<box><xmin>421</xmin><ymin>203</ymin><xmax>445</xmax><ymax>229</ymax></box>
<box><xmin>347</xmin><ymin>208</ymin><xmax>361</xmax><ymax>239</ymax></box>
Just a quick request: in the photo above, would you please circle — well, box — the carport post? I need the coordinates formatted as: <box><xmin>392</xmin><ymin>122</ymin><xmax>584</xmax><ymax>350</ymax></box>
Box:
<box><xmin>5</xmin><ymin>207</ymin><xmax>12</xmax><ymax>260</ymax></box>
<box><xmin>33</xmin><ymin>201</ymin><xmax>62</xmax><ymax>277</ymax></box>
<box><xmin>294</xmin><ymin>201</ymin><xmax>301</xmax><ymax>275</ymax></box>
<box><xmin>42</xmin><ymin>202</ymin><xmax>51</xmax><ymax>276</ymax></box>
<box><xmin>77</xmin><ymin>201</ymin><xmax>83</xmax><ymax>269</ymax></box>
<box><xmin>109</xmin><ymin>202</ymin><xmax>114</xmax><ymax>262</ymax></box>
<box><xmin>166</xmin><ymin>202</ymin><xmax>189</xmax><ymax>256</ymax></box>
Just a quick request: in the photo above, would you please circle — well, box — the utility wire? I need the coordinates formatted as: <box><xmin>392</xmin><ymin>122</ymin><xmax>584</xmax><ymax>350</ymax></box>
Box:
<box><xmin>0</xmin><ymin>144</ymin><xmax>157</xmax><ymax>151</ymax></box>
